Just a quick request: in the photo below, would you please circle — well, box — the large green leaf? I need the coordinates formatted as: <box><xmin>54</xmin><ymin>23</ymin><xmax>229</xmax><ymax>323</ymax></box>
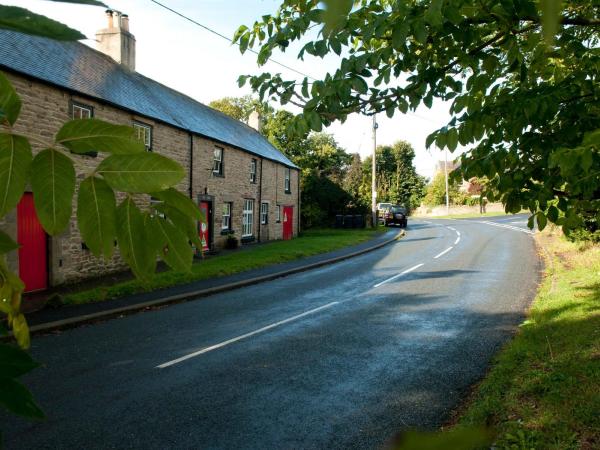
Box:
<box><xmin>98</xmin><ymin>153</ymin><xmax>186</xmax><ymax>193</ymax></box>
<box><xmin>77</xmin><ymin>176</ymin><xmax>116</xmax><ymax>258</ymax></box>
<box><xmin>0</xmin><ymin>378</ymin><xmax>44</xmax><ymax>419</ymax></box>
<box><xmin>56</xmin><ymin>119</ymin><xmax>145</xmax><ymax>155</ymax></box>
<box><xmin>0</xmin><ymin>344</ymin><xmax>39</xmax><ymax>378</ymax></box>
<box><xmin>154</xmin><ymin>203</ymin><xmax>203</xmax><ymax>250</ymax></box>
<box><xmin>30</xmin><ymin>149</ymin><xmax>75</xmax><ymax>235</ymax></box>
<box><xmin>540</xmin><ymin>0</ymin><xmax>563</xmax><ymax>45</ymax></box>
<box><xmin>44</xmin><ymin>0</ymin><xmax>107</xmax><ymax>6</ymax></box>
<box><xmin>148</xmin><ymin>216</ymin><xmax>193</xmax><ymax>273</ymax></box>
<box><xmin>151</xmin><ymin>188</ymin><xmax>201</xmax><ymax>221</ymax></box>
<box><xmin>0</xmin><ymin>6</ymin><xmax>85</xmax><ymax>41</ymax></box>
<box><xmin>0</xmin><ymin>71</ymin><xmax>21</xmax><ymax>126</ymax></box>
<box><xmin>0</xmin><ymin>134</ymin><xmax>32</xmax><ymax>218</ymax></box>
<box><xmin>116</xmin><ymin>198</ymin><xmax>155</xmax><ymax>281</ymax></box>
<box><xmin>0</xmin><ymin>230</ymin><xmax>18</xmax><ymax>254</ymax></box>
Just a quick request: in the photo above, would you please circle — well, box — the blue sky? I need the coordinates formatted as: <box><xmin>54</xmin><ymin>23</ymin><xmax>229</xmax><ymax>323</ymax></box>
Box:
<box><xmin>8</xmin><ymin>0</ymin><xmax>459</xmax><ymax>177</ymax></box>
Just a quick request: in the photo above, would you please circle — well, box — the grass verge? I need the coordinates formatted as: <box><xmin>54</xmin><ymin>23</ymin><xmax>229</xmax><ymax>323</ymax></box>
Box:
<box><xmin>455</xmin><ymin>228</ymin><xmax>599</xmax><ymax>449</ymax></box>
<box><xmin>62</xmin><ymin>227</ymin><xmax>386</xmax><ymax>306</ymax></box>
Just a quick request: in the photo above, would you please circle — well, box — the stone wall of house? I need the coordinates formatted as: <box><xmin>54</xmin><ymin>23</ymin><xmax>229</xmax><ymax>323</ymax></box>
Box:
<box><xmin>3</xmin><ymin>71</ymin><xmax>299</xmax><ymax>288</ymax></box>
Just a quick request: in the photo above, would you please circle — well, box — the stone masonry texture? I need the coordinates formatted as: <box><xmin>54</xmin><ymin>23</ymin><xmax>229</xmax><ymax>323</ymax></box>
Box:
<box><xmin>3</xmin><ymin>71</ymin><xmax>300</xmax><ymax>288</ymax></box>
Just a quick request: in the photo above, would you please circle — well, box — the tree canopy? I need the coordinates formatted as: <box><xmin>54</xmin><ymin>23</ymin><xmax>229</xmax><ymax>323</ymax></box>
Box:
<box><xmin>235</xmin><ymin>0</ymin><xmax>600</xmax><ymax>234</ymax></box>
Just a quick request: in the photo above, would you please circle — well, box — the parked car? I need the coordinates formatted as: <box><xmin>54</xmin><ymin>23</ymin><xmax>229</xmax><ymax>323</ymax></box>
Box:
<box><xmin>377</xmin><ymin>202</ymin><xmax>393</xmax><ymax>224</ymax></box>
<box><xmin>383</xmin><ymin>205</ymin><xmax>408</xmax><ymax>228</ymax></box>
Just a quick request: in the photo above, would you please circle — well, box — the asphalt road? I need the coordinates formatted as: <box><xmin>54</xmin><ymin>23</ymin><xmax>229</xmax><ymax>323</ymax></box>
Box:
<box><xmin>4</xmin><ymin>214</ymin><xmax>540</xmax><ymax>449</ymax></box>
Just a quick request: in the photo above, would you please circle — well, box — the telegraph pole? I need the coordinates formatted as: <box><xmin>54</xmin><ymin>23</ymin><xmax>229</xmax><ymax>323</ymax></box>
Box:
<box><xmin>371</xmin><ymin>114</ymin><xmax>378</xmax><ymax>227</ymax></box>
<box><xmin>444</xmin><ymin>148</ymin><xmax>450</xmax><ymax>215</ymax></box>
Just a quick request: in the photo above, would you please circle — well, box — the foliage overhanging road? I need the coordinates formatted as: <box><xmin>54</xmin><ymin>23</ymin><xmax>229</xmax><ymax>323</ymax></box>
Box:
<box><xmin>4</xmin><ymin>215</ymin><xmax>540</xmax><ymax>449</ymax></box>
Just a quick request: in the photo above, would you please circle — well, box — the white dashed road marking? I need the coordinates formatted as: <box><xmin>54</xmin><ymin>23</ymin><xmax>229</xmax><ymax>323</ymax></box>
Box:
<box><xmin>157</xmin><ymin>302</ymin><xmax>340</xmax><ymax>368</ymax></box>
<box><xmin>434</xmin><ymin>247</ymin><xmax>454</xmax><ymax>259</ymax></box>
<box><xmin>373</xmin><ymin>263</ymin><xmax>425</xmax><ymax>288</ymax></box>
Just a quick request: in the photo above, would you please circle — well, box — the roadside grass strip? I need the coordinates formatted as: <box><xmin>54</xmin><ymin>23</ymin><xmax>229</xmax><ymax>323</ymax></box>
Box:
<box><xmin>454</xmin><ymin>228</ymin><xmax>600</xmax><ymax>448</ymax></box>
<box><xmin>157</xmin><ymin>302</ymin><xmax>340</xmax><ymax>368</ymax></box>
<box><xmin>62</xmin><ymin>228</ymin><xmax>385</xmax><ymax>306</ymax></box>
<box><xmin>478</xmin><ymin>220</ymin><xmax>535</xmax><ymax>235</ymax></box>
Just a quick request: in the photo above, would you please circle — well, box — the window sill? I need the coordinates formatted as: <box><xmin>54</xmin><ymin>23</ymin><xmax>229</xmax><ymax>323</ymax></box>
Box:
<box><xmin>241</xmin><ymin>235</ymin><xmax>255</xmax><ymax>243</ymax></box>
<box><xmin>212</xmin><ymin>173</ymin><xmax>225</xmax><ymax>178</ymax></box>
<box><xmin>220</xmin><ymin>229</ymin><xmax>234</xmax><ymax>236</ymax></box>
<box><xmin>284</xmin><ymin>190</ymin><xmax>292</xmax><ymax>195</ymax></box>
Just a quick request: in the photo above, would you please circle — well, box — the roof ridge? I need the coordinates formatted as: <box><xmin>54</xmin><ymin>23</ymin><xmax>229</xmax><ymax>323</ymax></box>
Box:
<box><xmin>0</xmin><ymin>29</ymin><xmax>298</xmax><ymax>168</ymax></box>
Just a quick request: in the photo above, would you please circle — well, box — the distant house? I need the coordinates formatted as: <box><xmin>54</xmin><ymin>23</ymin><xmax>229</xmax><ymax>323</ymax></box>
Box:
<box><xmin>433</xmin><ymin>160</ymin><xmax>470</xmax><ymax>193</ymax></box>
<box><xmin>0</xmin><ymin>11</ymin><xmax>300</xmax><ymax>292</ymax></box>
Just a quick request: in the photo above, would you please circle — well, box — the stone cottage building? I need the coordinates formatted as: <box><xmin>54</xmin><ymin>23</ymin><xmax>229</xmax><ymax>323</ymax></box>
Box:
<box><xmin>0</xmin><ymin>11</ymin><xmax>300</xmax><ymax>293</ymax></box>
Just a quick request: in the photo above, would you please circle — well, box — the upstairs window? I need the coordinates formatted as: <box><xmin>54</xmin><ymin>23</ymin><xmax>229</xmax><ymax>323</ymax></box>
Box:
<box><xmin>284</xmin><ymin>168</ymin><xmax>291</xmax><ymax>193</ymax></box>
<box><xmin>133</xmin><ymin>121</ymin><xmax>152</xmax><ymax>151</ymax></box>
<box><xmin>250</xmin><ymin>159</ymin><xmax>257</xmax><ymax>183</ymax></box>
<box><xmin>71</xmin><ymin>101</ymin><xmax>93</xmax><ymax>119</ymax></box>
<box><xmin>71</xmin><ymin>102</ymin><xmax>95</xmax><ymax>156</ymax></box>
<box><xmin>213</xmin><ymin>147</ymin><xmax>224</xmax><ymax>176</ymax></box>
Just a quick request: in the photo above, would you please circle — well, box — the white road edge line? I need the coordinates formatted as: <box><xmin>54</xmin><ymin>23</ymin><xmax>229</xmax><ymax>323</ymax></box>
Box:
<box><xmin>479</xmin><ymin>220</ymin><xmax>535</xmax><ymax>235</ymax></box>
<box><xmin>434</xmin><ymin>247</ymin><xmax>453</xmax><ymax>259</ymax></box>
<box><xmin>373</xmin><ymin>263</ymin><xmax>424</xmax><ymax>288</ymax></box>
<box><xmin>157</xmin><ymin>302</ymin><xmax>340</xmax><ymax>369</ymax></box>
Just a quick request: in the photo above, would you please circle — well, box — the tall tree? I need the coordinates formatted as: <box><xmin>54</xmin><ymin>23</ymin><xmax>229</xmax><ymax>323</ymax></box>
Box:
<box><xmin>209</xmin><ymin>95</ymin><xmax>273</xmax><ymax>123</ymax></box>
<box><xmin>235</xmin><ymin>0</ymin><xmax>600</xmax><ymax>234</ymax></box>
<box><xmin>362</xmin><ymin>141</ymin><xmax>426</xmax><ymax>210</ymax></box>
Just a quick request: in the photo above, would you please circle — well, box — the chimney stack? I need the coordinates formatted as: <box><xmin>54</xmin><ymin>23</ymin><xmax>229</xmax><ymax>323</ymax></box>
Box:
<box><xmin>96</xmin><ymin>10</ymin><xmax>136</xmax><ymax>71</ymax></box>
<box><xmin>248</xmin><ymin>111</ymin><xmax>263</xmax><ymax>133</ymax></box>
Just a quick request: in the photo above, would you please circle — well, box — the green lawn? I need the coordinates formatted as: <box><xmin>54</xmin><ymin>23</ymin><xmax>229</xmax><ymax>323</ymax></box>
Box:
<box><xmin>62</xmin><ymin>227</ymin><xmax>386</xmax><ymax>306</ymax></box>
<box><xmin>455</xmin><ymin>229</ymin><xmax>599</xmax><ymax>448</ymax></box>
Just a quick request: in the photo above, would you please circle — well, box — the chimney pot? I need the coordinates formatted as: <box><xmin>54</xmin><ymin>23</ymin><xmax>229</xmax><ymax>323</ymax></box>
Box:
<box><xmin>105</xmin><ymin>9</ymin><xmax>114</xmax><ymax>28</ymax></box>
<box><xmin>121</xmin><ymin>15</ymin><xmax>129</xmax><ymax>31</ymax></box>
<box><xmin>96</xmin><ymin>11</ymin><xmax>136</xmax><ymax>71</ymax></box>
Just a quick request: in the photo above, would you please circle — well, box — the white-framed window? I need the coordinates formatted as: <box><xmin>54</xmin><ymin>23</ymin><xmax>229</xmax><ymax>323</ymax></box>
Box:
<box><xmin>133</xmin><ymin>121</ymin><xmax>152</xmax><ymax>151</ymax></box>
<box><xmin>71</xmin><ymin>102</ymin><xmax>93</xmax><ymax>119</ymax></box>
<box><xmin>284</xmin><ymin>167</ymin><xmax>291</xmax><ymax>193</ymax></box>
<box><xmin>213</xmin><ymin>147</ymin><xmax>224</xmax><ymax>176</ymax></box>
<box><xmin>242</xmin><ymin>199</ymin><xmax>254</xmax><ymax>237</ymax></box>
<box><xmin>222</xmin><ymin>202</ymin><xmax>232</xmax><ymax>230</ymax></box>
<box><xmin>276</xmin><ymin>205</ymin><xmax>281</xmax><ymax>223</ymax></box>
<box><xmin>250</xmin><ymin>158</ymin><xmax>257</xmax><ymax>183</ymax></box>
<box><xmin>261</xmin><ymin>202</ymin><xmax>268</xmax><ymax>225</ymax></box>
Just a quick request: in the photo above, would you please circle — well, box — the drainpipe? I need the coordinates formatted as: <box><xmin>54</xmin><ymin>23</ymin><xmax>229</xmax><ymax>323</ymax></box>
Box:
<box><xmin>296</xmin><ymin>168</ymin><xmax>301</xmax><ymax>236</ymax></box>
<box><xmin>258</xmin><ymin>158</ymin><xmax>263</xmax><ymax>242</ymax></box>
<box><xmin>188</xmin><ymin>132</ymin><xmax>193</xmax><ymax>199</ymax></box>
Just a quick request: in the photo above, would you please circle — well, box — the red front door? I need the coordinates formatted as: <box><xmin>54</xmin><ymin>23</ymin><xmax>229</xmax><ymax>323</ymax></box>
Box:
<box><xmin>283</xmin><ymin>206</ymin><xmax>293</xmax><ymax>240</ymax></box>
<box><xmin>17</xmin><ymin>193</ymin><xmax>48</xmax><ymax>292</ymax></box>
<box><xmin>199</xmin><ymin>201</ymin><xmax>210</xmax><ymax>252</ymax></box>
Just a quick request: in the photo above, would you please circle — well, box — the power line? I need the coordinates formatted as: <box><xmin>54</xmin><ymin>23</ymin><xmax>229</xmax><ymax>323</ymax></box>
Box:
<box><xmin>147</xmin><ymin>0</ymin><xmax>316</xmax><ymax>80</ymax></box>
<box><xmin>146</xmin><ymin>0</ymin><xmax>439</xmax><ymax>125</ymax></box>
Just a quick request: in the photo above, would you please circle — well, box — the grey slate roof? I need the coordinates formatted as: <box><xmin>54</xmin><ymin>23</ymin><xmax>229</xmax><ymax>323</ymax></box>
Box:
<box><xmin>0</xmin><ymin>30</ymin><xmax>297</xmax><ymax>168</ymax></box>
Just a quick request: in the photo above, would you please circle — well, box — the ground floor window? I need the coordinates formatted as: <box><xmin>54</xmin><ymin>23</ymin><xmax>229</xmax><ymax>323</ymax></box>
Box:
<box><xmin>222</xmin><ymin>202</ymin><xmax>232</xmax><ymax>230</ymax></box>
<box><xmin>261</xmin><ymin>202</ymin><xmax>268</xmax><ymax>225</ymax></box>
<box><xmin>242</xmin><ymin>199</ymin><xmax>254</xmax><ymax>237</ymax></box>
<box><xmin>276</xmin><ymin>205</ymin><xmax>281</xmax><ymax>223</ymax></box>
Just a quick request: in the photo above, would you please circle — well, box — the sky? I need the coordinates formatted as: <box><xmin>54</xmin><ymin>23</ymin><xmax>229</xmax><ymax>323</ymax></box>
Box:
<box><xmin>8</xmin><ymin>0</ymin><xmax>461</xmax><ymax>178</ymax></box>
